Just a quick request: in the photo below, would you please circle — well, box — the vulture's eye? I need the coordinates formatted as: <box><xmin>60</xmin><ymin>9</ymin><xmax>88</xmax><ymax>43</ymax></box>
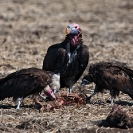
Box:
<box><xmin>75</xmin><ymin>26</ymin><xmax>77</xmax><ymax>28</ymax></box>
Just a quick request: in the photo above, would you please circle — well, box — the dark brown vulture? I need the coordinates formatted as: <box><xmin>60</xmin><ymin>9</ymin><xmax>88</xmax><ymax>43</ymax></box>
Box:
<box><xmin>99</xmin><ymin>105</ymin><xmax>133</xmax><ymax>128</ymax></box>
<box><xmin>0</xmin><ymin>68</ymin><xmax>60</xmax><ymax>109</ymax></box>
<box><xmin>81</xmin><ymin>61</ymin><xmax>133</xmax><ymax>104</ymax></box>
<box><xmin>42</xmin><ymin>23</ymin><xmax>89</xmax><ymax>93</ymax></box>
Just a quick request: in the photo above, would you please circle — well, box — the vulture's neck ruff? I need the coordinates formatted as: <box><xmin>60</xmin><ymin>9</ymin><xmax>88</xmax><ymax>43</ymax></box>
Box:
<box><xmin>50</xmin><ymin>73</ymin><xmax>60</xmax><ymax>93</ymax></box>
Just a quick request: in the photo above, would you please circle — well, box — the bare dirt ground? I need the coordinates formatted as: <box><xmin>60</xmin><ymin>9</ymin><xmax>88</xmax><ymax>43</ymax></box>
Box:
<box><xmin>0</xmin><ymin>0</ymin><xmax>133</xmax><ymax>132</ymax></box>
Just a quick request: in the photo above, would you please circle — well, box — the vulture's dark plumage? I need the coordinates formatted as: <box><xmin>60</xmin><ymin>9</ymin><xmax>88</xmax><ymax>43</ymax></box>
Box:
<box><xmin>42</xmin><ymin>23</ymin><xmax>89</xmax><ymax>93</ymax></box>
<box><xmin>0</xmin><ymin>68</ymin><xmax>60</xmax><ymax>109</ymax></box>
<box><xmin>81</xmin><ymin>62</ymin><xmax>133</xmax><ymax>104</ymax></box>
<box><xmin>99</xmin><ymin>105</ymin><xmax>133</xmax><ymax>128</ymax></box>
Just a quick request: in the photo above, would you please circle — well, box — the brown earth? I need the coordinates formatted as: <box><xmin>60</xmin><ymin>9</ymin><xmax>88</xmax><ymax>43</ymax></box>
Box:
<box><xmin>0</xmin><ymin>0</ymin><xmax>133</xmax><ymax>132</ymax></box>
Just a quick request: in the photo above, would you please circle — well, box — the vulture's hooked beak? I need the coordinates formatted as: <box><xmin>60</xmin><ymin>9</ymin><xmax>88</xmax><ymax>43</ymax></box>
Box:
<box><xmin>50</xmin><ymin>91</ymin><xmax>56</xmax><ymax>99</ymax></box>
<box><xmin>44</xmin><ymin>85</ymin><xmax>56</xmax><ymax>99</ymax></box>
<box><xmin>66</xmin><ymin>27</ymin><xmax>71</xmax><ymax>35</ymax></box>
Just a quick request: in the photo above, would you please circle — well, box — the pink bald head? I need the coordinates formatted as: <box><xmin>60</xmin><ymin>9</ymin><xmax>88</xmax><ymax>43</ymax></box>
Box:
<box><xmin>44</xmin><ymin>86</ymin><xmax>56</xmax><ymax>99</ymax></box>
<box><xmin>66</xmin><ymin>23</ymin><xmax>82</xmax><ymax>46</ymax></box>
<box><xmin>66</xmin><ymin>23</ymin><xmax>81</xmax><ymax>35</ymax></box>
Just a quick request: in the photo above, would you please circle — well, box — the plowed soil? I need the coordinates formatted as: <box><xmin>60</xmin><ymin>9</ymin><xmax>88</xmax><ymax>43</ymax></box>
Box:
<box><xmin>0</xmin><ymin>0</ymin><xmax>133</xmax><ymax>132</ymax></box>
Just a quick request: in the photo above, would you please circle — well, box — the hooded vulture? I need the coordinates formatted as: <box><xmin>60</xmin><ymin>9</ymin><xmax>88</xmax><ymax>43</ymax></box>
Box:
<box><xmin>81</xmin><ymin>61</ymin><xmax>133</xmax><ymax>104</ymax></box>
<box><xmin>42</xmin><ymin>23</ymin><xmax>89</xmax><ymax>93</ymax></box>
<box><xmin>0</xmin><ymin>68</ymin><xmax>60</xmax><ymax>109</ymax></box>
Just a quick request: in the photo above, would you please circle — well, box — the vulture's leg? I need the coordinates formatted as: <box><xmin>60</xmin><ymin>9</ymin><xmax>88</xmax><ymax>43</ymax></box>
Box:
<box><xmin>105</xmin><ymin>81</ymin><xmax>115</xmax><ymax>105</ymax></box>
<box><xmin>110</xmin><ymin>90</ymin><xmax>114</xmax><ymax>106</ymax></box>
<box><xmin>69</xmin><ymin>85</ymin><xmax>73</xmax><ymax>93</ymax></box>
<box><xmin>86</xmin><ymin>86</ymin><xmax>98</xmax><ymax>102</ymax></box>
<box><xmin>110</xmin><ymin>89</ymin><xmax>116</xmax><ymax>106</ymax></box>
<box><xmin>16</xmin><ymin>97</ymin><xmax>23</xmax><ymax>109</ymax></box>
<box><xmin>110</xmin><ymin>96</ymin><xmax>114</xmax><ymax>106</ymax></box>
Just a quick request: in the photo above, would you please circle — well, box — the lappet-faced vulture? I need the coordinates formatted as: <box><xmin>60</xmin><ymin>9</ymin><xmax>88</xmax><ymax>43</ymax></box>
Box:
<box><xmin>43</xmin><ymin>23</ymin><xmax>89</xmax><ymax>93</ymax></box>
